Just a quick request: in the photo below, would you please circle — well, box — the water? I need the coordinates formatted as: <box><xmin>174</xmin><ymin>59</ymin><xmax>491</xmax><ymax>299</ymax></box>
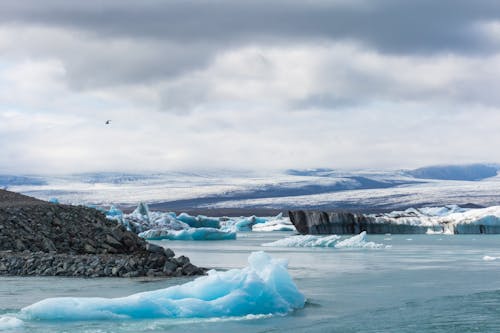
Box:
<box><xmin>2</xmin><ymin>233</ymin><xmax>500</xmax><ymax>332</ymax></box>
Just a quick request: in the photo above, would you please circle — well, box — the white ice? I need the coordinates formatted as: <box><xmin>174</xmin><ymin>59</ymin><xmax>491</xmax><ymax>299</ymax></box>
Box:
<box><xmin>334</xmin><ymin>232</ymin><xmax>385</xmax><ymax>249</ymax></box>
<box><xmin>0</xmin><ymin>316</ymin><xmax>23</xmax><ymax>330</ymax></box>
<box><xmin>262</xmin><ymin>234</ymin><xmax>341</xmax><ymax>247</ymax></box>
<box><xmin>263</xmin><ymin>232</ymin><xmax>385</xmax><ymax>248</ymax></box>
<box><xmin>20</xmin><ymin>252</ymin><xmax>305</xmax><ymax>321</ymax></box>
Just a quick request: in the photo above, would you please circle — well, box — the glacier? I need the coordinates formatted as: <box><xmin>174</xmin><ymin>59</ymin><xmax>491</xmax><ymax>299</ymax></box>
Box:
<box><xmin>262</xmin><ymin>232</ymin><xmax>384</xmax><ymax>248</ymax></box>
<box><xmin>19</xmin><ymin>252</ymin><xmax>305</xmax><ymax>321</ymax></box>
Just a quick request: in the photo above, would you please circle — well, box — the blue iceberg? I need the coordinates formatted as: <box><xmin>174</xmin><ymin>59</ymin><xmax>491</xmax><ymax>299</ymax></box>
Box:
<box><xmin>20</xmin><ymin>252</ymin><xmax>305</xmax><ymax>321</ymax></box>
<box><xmin>177</xmin><ymin>213</ymin><xmax>220</xmax><ymax>229</ymax></box>
<box><xmin>139</xmin><ymin>227</ymin><xmax>236</xmax><ymax>241</ymax></box>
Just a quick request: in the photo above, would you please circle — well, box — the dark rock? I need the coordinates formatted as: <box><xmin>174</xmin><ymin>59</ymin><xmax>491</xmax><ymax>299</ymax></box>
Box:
<box><xmin>0</xmin><ymin>189</ymin><xmax>204</xmax><ymax>277</ymax></box>
<box><xmin>163</xmin><ymin>248</ymin><xmax>175</xmax><ymax>259</ymax></box>
<box><xmin>146</xmin><ymin>243</ymin><xmax>164</xmax><ymax>254</ymax></box>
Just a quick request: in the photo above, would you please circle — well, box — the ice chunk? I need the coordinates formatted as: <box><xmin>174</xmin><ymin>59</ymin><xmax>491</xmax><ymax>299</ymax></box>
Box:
<box><xmin>483</xmin><ymin>256</ymin><xmax>497</xmax><ymax>261</ymax></box>
<box><xmin>262</xmin><ymin>235</ymin><xmax>341</xmax><ymax>247</ymax></box>
<box><xmin>0</xmin><ymin>316</ymin><xmax>23</xmax><ymax>330</ymax></box>
<box><xmin>177</xmin><ymin>213</ymin><xmax>220</xmax><ymax>228</ymax></box>
<box><xmin>129</xmin><ymin>202</ymin><xmax>150</xmax><ymax>223</ymax></box>
<box><xmin>140</xmin><ymin>227</ymin><xmax>236</xmax><ymax>241</ymax></box>
<box><xmin>48</xmin><ymin>197</ymin><xmax>59</xmax><ymax>204</ymax></box>
<box><xmin>426</xmin><ymin>228</ymin><xmax>443</xmax><ymax>235</ymax></box>
<box><xmin>334</xmin><ymin>232</ymin><xmax>385</xmax><ymax>248</ymax></box>
<box><xmin>263</xmin><ymin>232</ymin><xmax>384</xmax><ymax>248</ymax></box>
<box><xmin>106</xmin><ymin>205</ymin><xmax>123</xmax><ymax>217</ymax></box>
<box><xmin>20</xmin><ymin>252</ymin><xmax>305</xmax><ymax>321</ymax></box>
<box><xmin>252</xmin><ymin>214</ymin><xmax>296</xmax><ymax>232</ymax></box>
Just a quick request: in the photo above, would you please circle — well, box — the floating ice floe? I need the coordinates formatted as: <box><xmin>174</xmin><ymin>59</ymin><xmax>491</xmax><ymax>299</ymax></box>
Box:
<box><xmin>139</xmin><ymin>227</ymin><xmax>236</xmax><ymax>241</ymax></box>
<box><xmin>0</xmin><ymin>316</ymin><xmax>23</xmax><ymax>330</ymax></box>
<box><xmin>252</xmin><ymin>213</ymin><xmax>296</xmax><ymax>232</ymax></box>
<box><xmin>483</xmin><ymin>256</ymin><xmax>498</xmax><ymax>261</ymax></box>
<box><xmin>334</xmin><ymin>232</ymin><xmax>385</xmax><ymax>248</ymax></box>
<box><xmin>262</xmin><ymin>232</ymin><xmax>385</xmax><ymax>248</ymax></box>
<box><xmin>19</xmin><ymin>252</ymin><xmax>305</xmax><ymax>321</ymax></box>
<box><xmin>177</xmin><ymin>213</ymin><xmax>220</xmax><ymax>229</ymax></box>
<box><xmin>262</xmin><ymin>234</ymin><xmax>341</xmax><ymax>247</ymax></box>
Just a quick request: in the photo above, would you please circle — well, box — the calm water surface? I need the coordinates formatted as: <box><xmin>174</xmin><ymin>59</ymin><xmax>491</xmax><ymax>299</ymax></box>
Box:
<box><xmin>2</xmin><ymin>233</ymin><xmax>500</xmax><ymax>332</ymax></box>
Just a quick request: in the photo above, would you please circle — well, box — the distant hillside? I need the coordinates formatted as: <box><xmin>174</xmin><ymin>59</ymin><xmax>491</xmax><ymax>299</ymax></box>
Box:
<box><xmin>408</xmin><ymin>164</ymin><xmax>498</xmax><ymax>181</ymax></box>
<box><xmin>0</xmin><ymin>175</ymin><xmax>46</xmax><ymax>187</ymax></box>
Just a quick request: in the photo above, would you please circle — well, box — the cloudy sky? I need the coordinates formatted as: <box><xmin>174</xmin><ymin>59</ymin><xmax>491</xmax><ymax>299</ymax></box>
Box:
<box><xmin>2</xmin><ymin>0</ymin><xmax>500</xmax><ymax>174</ymax></box>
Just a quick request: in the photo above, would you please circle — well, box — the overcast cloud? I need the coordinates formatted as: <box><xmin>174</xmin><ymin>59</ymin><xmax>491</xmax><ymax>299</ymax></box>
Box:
<box><xmin>1</xmin><ymin>0</ymin><xmax>500</xmax><ymax>174</ymax></box>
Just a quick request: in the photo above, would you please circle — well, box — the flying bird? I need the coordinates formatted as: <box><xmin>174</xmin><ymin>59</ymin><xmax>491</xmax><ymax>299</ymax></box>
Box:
<box><xmin>105</xmin><ymin>120</ymin><xmax>111</xmax><ymax>125</ymax></box>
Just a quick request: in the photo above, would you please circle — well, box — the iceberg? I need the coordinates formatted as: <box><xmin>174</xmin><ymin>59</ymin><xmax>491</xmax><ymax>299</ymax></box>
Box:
<box><xmin>263</xmin><ymin>232</ymin><xmax>385</xmax><ymax>248</ymax></box>
<box><xmin>262</xmin><ymin>235</ymin><xmax>341</xmax><ymax>247</ymax></box>
<box><xmin>252</xmin><ymin>213</ymin><xmax>296</xmax><ymax>232</ymax></box>
<box><xmin>139</xmin><ymin>227</ymin><xmax>236</xmax><ymax>241</ymax></box>
<box><xmin>20</xmin><ymin>252</ymin><xmax>305</xmax><ymax>321</ymax></box>
<box><xmin>175</xmin><ymin>213</ymin><xmax>220</xmax><ymax>229</ymax></box>
<box><xmin>220</xmin><ymin>213</ymin><xmax>294</xmax><ymax>232</ymax></box>
<box><xmin>48</xmin><ymin>197</ymin><xmax>59</xmax><ymax>204</ymax></box>
<box><xmin>334</xmin><ymin>231</ymin><xmax>385</xmax><ymax>248</ymax></box>
<box><xmin>221</xmin><ymin>216</ymin><xmax>260</xmax><ymax>232</ymax></box>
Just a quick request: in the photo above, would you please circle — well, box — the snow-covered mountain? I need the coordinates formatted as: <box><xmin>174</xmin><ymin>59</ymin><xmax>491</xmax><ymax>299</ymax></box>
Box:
<box><xmin>2</xmin><ymin>164</ymin><xmax>500</xmax><ymax>212</ymax></box>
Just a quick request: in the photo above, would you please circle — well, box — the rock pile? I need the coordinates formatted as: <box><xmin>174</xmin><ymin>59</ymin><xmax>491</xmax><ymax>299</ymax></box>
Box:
<box><xmin>0</xmin><ymin>189</ymin><xmax>204</xmax><ymax>277</ymax></box>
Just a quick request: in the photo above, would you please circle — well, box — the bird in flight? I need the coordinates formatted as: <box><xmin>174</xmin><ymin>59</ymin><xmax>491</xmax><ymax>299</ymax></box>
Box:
<box><xmin>105</xmin><ymin>120</ymin><xmax>111</xmax><ymax>125</ymax></box>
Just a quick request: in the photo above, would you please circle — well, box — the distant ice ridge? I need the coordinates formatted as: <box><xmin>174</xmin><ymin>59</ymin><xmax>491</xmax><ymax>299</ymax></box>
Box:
<box><xmin>371</xmin><ymin>205</ymin><xmax>500</xmax><ymax>234</ymax></box>
<box><xmin>262</xmin><ymin>232</ymin><xmax>385</xmax><ymax>248</ymax></box>
<box><xmin>19</xmin><ymin>252</ymin><xmax>305</xmax><ymax>321</ymax></box>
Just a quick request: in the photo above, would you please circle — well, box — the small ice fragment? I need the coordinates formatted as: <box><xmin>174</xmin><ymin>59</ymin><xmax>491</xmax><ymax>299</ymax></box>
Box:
<box><xmin>0</xmin><ymin>316</ymin><xmax>23</xmax><ymax>330</ymax></box>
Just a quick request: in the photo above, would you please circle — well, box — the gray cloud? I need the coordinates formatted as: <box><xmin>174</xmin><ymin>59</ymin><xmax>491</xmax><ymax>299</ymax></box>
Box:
<box><xmin>2</xmin><ymin>0</ymin><xmax>500</xmax><ymax>173</ymax></box>
<box><xmin>2</xmin><ymin>0</ymin><xmax>500</xmax><ymax>54</ymax></box>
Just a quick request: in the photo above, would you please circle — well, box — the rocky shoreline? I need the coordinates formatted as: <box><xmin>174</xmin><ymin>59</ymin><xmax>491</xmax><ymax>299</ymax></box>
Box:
<box><xmin>0</xmin><ymin>189</ymin><xmax>204</xmax><ymax>277</ymax></box>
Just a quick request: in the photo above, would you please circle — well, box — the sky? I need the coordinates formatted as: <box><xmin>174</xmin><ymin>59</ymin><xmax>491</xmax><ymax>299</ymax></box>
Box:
<box><xmin>2</xmin><ymin>0</ymin><xmax>500</xmax><ymax>174</ymax></box>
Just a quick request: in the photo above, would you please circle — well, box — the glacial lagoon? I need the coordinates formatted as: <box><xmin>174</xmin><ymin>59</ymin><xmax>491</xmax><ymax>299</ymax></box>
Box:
<box><xmin>2</xmin><ymin>232</ymin><xmax>500</xmax><ymax>332</ymax></box>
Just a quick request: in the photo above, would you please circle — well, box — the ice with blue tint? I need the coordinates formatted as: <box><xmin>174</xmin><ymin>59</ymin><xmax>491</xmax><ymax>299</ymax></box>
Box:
<box><xmin>106</xmin><ymin>205</ymin><xmax>123</xmax><ymax>217</ymax></box>
<box><xmin>221</xmin><ymin>214</ymin><xmax>293</xmax><ymax>232</ymax></box>
<box><xmin>48</xmin><ymin>197</ymin><xmax>59</xmax><ymax>204</ymax></box>
<box><xmin>139</xmin><ymin>227</ymin><xmax>236</xmax><ymax>241</ymax></box>
<box><xmin>177</xmin><ymin>213</ymin><xmax>220</xmax><ymax>229</ymax></box>
<box><xmin>20</xmin><ymin>252</ymin><xmax>305</xmax><ymax>321</ymax></box>
<box><xmin>263</xmin><ymin>232</ymin><xmax>385</xmax><ymax>248</ymax></box>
